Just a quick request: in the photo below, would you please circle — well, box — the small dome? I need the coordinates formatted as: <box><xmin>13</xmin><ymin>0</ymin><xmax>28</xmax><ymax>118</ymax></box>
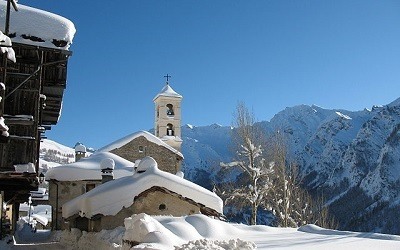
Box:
<box><xmin>136</xmin><ymin>156</ymin><xmax>157</xmax><ymax>173</ymax></box>
<box><xmin>100</xmin><ymin>158</ymin><xmax>115</xmax><ymax>170</ymax></box>
<box><xmin>75</xmin><ymin>143</ymin><xmax>86</xmax><ymax>153</ymax></box>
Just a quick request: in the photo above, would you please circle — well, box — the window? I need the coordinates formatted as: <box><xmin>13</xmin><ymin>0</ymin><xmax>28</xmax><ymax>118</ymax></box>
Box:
<box><xmin>159</xmin><ymin>204</ymin><xmax>166</xmax><ymax>210</ymax></box>
<box><xmin>167</xmin><ymin>123</ymin><xmax>174</xmax><ymax>136</ymax></box>
<box><xmin>166</xmin><ymin>104</ymin><xmax>174</xmax><ymax>116</ymax></box>
<box><xmin>139</xmin><ymin>146</ymin><xmax>144</xmax><ymax>153</ymax></box>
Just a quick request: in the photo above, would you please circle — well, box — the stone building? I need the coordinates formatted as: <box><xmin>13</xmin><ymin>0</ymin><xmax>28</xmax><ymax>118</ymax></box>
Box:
<box><xmin>97</xmin><ymin>130</ymin><xmax>183</xmax><ymax>174</ymax></box>
<box><xmin>62</xmin><ymin>157</ymin><xmax>223</xmax><ymax>232</ymax></box>
<box><xmin>45</xmin><ymin>152</ymin><xmax>135</xmax><ymax>230</ymax></box>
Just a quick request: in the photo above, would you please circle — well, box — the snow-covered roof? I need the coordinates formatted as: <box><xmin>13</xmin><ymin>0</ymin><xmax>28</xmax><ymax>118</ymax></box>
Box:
<box><xmin>153</xmin><ymin>83</ymin><xmax>182</xmax><ymax>101</ymax></box>
<box><xmin>62</xmin><ymin>157</ymin><xmax>223</xmax><ymax>219</ymax></box>
<box><xmin>45</xmin><ymin>152</ymin><xmax>134</xmax><ymax>181</ymax></box>
<box><xmin>75</xmin><ymin>143</ymin><xmax>86</xmax><ymax>153</ymax></box>
<box><xmin>97</xmin><ymin>130</ymin><xmax>184</xmax><ymax>159</ymax></box>
<box><xmin>0</xmin><ymin>1</ymin><xmax>76</xmax><ymax>50</ymax></box>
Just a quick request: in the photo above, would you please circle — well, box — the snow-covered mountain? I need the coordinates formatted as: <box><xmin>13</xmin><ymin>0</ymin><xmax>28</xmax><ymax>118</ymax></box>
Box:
<box><xmin>39</xmin><ymin>139</ymin><xmax>75</xmax><ymax>173</ymax></box>
<box><xmin>181</xmin><ymin>97</ymin><xmax>400</xmax><ymax>234</ymax></box>
<box><xmin>41</xmin><ymin>97</ymin><xmax>400</xmax><ymax>234</ymax></box>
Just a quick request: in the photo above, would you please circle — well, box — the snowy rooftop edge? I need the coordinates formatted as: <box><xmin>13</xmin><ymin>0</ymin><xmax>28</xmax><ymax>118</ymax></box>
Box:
<box><xmin>45</xmin><ymin>151</ymin><xmax>134</xmax><ymax>181</ymax></box>
<box><xmin>0</xmin><ymin>1</ymin><xmax>76</xmax><ymax>50</ymax></box>
<box><xmin>97</xmin><ymin>130</ymin><xmax>184</xmax><ymax>158</ymax></box>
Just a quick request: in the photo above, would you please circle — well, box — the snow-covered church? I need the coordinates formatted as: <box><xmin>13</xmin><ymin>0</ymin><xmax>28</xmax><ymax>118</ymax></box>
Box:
<box><xmin>46</xmin><ymin>80</ymin><xmax>223</xmax><ymax>231</ymax></box>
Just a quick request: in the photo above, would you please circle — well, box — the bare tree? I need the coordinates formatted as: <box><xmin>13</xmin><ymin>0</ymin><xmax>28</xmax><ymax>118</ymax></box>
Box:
<box><xmin>220</xmin><ymin>102</ymin><xmax>273</xmax><ymax>225</ymax></box>
<box><xmin>267</xmin><ymin>130</ymin><xmax>337</xmax><ymax>228</ymax></box>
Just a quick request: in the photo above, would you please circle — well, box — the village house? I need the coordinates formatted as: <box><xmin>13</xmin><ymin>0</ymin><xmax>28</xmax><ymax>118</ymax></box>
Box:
<box><xmin>45</xmin><ymin>151</ymin><xmax>135</xmax><ymax>230</ymax></box>
<box><xmin>62</xmin><ymin>157</ymin><xmax>223</xmax><ymax>232</ymax></box>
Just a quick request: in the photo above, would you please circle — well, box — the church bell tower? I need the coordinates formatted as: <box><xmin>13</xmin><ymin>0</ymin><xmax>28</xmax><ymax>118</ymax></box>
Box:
<box><xmin>153</xmin><ymin>75</ymin><xmax>183</xmax><ymax>151</ymax></box>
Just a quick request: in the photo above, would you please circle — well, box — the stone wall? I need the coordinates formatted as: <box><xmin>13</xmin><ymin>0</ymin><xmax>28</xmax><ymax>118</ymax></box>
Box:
<box><xmin>110</xmin><ymin>136</ymin><xmax>182</xmax><ymax>174</ymax></box>
<box><xmin>49</xmin><ymin>180</ymin><xmax>101</xmax><ymax>230</ymax></box>
<box><xmin>67</xmin><ymin>187</ymin><xmax>201</xmax><ymax>232</ymax></box>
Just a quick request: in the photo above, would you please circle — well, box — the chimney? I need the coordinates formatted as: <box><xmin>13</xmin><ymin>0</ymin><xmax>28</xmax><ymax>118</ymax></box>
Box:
<box><xmin>75</xmin><ymin>143</ymin><xmax>86</xmax><ymax>162</ymax></box>
<box><xmin>100</xmin><ymin>158</ymin><xmax>115</xmax><ymax>184</ymax></box>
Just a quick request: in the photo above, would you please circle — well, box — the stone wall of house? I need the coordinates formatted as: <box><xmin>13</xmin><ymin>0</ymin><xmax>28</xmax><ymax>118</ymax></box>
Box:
<box><xmin>98</xmin><ymin>189</ymin><xmax>200</xmax><ymax>231</ymax></box>
<box><xmin>48</xmin><ymin>180</ymin><xmax>101</xmax><ymax>230</ymax></box>
<box><xmin>66</xmin><ymin>189</ymin><xmax>200</xmax><ymax>232</ymax></box>
<box><xmin>110</xmin><ymin>136</ymin><xmax>182</xmax><ymax>174</ymax></box>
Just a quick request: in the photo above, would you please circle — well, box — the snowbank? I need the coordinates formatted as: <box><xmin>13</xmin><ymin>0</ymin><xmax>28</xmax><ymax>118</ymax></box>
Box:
<box><xmin>3</xmin><ymin>214</ymin><xmax>400</xmax><ymax>249</ymax></box>
<box><xmin>122</xmin><ymin>213</ymin><xmax>255</xmax><ymax>250</ymax></box>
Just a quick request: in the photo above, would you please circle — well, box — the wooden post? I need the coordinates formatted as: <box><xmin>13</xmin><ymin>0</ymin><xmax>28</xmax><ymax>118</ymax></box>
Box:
<box><xmin>0</xmin><ymin>191</ymin><xmax>4</xmax><ymax>240</ymax></box>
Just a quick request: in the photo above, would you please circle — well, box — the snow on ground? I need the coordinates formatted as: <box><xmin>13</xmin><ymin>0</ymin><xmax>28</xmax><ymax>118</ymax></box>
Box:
<box><xmin>2</xmin><ymin>214</ymin><xmax>400</xmax><ymax>249</ymax></box>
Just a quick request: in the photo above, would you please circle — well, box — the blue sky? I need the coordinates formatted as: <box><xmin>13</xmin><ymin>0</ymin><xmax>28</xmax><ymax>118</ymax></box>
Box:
<box><xmin>21</xmin><ymin>0</ymin><xmax>400</xmax><ymax>149</ymax></box>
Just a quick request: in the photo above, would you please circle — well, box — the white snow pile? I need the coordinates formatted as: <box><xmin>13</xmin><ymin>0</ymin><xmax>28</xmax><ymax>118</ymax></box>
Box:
<box><xmin>14</xmin><ymin>162</ymin><xmax>35</xmax><ymax>173</ymax></box>
<box><xmin>0</xmin><ymin>1</ymin><xmax>76</xmax><ymax>50</ymax></box>
<box><xmin>175</xmin><ymin>238</ymin><xmax>256</xmax><ymax>250</ymax></box>
<box><xmin>45</xmin><ymin>151</ymin><xmax>135</xmax><ymax>181</ymax></box>
<box><xmin>53</xmin><ymin>227</ymin><xmax>125</xmax><ymax>250</ymax></box>
<box><xmin>62</xmin><ymin>157</ymin><xmax>223</xmax><ymax>219</ymax></box>
<box><xmin>0</xmin><ymin>116</ymin><xmax>9</xmax><ymax>137</ymax></box>
<box><xmin>123</xmin><ymin>213</ymin><xmax>255</xmax><ymax>250</ymax></box>
<box><xmin>0</xmin><ymin>31</ymin><xmax>16</xmax><ymax>62</ymax></box>
<box><xmin>98</xmin><ymin>130</ymin><xmax>183</xmax><ymax>159</ymax></box>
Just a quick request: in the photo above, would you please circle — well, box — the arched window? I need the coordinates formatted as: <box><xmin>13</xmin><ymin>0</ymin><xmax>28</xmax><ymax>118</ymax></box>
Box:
<box><xmin>167</xmin><ymin>123</ymin><xmax>174</xmax><ymax>136</ymax></box>
<box><xmin>166</xmin><ymin>104</ymin><xmax>174</xmax><ymax>116</ymax></box>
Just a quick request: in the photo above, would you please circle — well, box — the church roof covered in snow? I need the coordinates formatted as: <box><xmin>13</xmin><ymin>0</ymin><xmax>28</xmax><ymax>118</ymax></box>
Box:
<box><xmin>97</xmin><ymin>130</ymin><xmax>184</xmax><ymax>158</ymax></box>
<box><xmin>153</xmin><ymin>83</ymin><xmax>183</xmax><ymax>101</ymax></box>
<box><xmin>45</xmin><ymin>152</ymin><xmax>134</xmax><ymax>181</ymax></box>
<box><xmin>0</xmin><ymin>1</ymin><xmax>76</xmax><ymax>50</ymax></box>
<box><xmin>62</xmin><ymin>157</ymin><xmax>223</xmax><ymax>219</ymax></box>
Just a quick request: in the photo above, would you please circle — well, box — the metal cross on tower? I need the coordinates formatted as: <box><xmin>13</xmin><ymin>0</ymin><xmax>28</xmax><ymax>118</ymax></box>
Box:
<box><xmin>164</xmin><ymin>74</ymin><xmax>171</xmax><ymax>83</ymax></box>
